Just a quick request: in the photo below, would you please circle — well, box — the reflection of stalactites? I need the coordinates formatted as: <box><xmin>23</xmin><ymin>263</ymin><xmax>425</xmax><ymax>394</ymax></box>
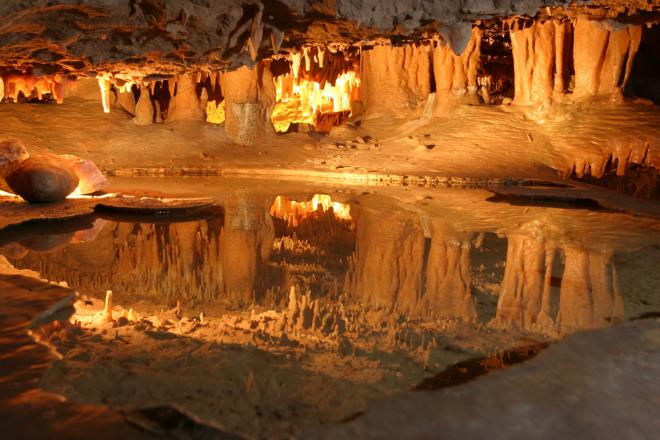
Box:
<box><xmin>222</xmin><ymin>193</ymin><xmax>275</xmax><ymax>305</ymax></box>
<box><xmin>422</xmin><ymin>222</ymin><xmax>477</xmax><ymax>322</ymax></box>
<box><xmin>494</xmin><ymin>235</ymin><xmax>556</xmax><ymax>330</ymax></box>
<box><xmin>352</xmin><ymin>204</ymin><xmax>425</xmax><ymax>314</ymax></box>
<box><xmin>557</xmin><ymin>246</ymin><xmax>623</xmax><ymax>334</ymax></box>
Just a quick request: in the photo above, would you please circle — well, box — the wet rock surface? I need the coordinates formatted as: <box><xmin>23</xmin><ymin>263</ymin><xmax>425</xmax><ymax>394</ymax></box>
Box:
<box><xmin>5</xmin><ymin>154</ymin><xmax>79</xmax><ymax>203</ymax></box>
<box><xmin>61</xmin><ymin>154</ymin><xmax>109</xmax><ymax>194</ymax></box>
<box><xmin>303</xmin><ymin>319</ymin><xmax>660</xmax><ymax>440</ymax></box>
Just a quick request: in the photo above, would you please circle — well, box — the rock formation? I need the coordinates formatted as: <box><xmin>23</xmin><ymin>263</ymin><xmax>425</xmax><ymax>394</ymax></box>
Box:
<box><xmin>494</xmin><ymin>234</ymin><xmax>556</xmax><ymax>329</ymax></box>
<box><xmin>221</xmin><ymin>192</ymin><xmax>275</xmax><ymax>303</ymax></box>
<box><xmin>5</xmin><ymin>153</ymin><xmax>78</xmax><ymax>203</ymax></box>
<box><xmin>166</xmin><ymin>74</ymin><xmax>203</xmax><ymax>122</ymax></box>
<box><xmin>222</xmin><ymin>65</ymin><xmax>276</xmax><ymax>144</ymax></box>
<box><xmin>60</xmin><ymin>155</ymin><xmax>109</xmax><ymax>194</ymax></box>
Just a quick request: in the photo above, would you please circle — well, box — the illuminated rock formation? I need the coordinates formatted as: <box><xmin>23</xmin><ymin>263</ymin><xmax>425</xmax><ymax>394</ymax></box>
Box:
<box><xmin>422</xmin><ymin>222</ymin><xmax>477</xmax><ymax>321</ymax></box>
<box><xmin>60</xmin><ymin>155</ymin><xmax>108</xmax><ymax>194</ymax></box>
<box><xmin>557</xmin><ymin>246</ymin><xmax>624</xmax><ymax>333</ymax></box>
<box><xmin>351</xmin><ymin>202</ymin><xmax>425</xmax><ymax>313</ymax></box>
<box><xmin>572</xmin><ymin>16</ymin><xmax>642</xmax><ymax>99</ymax></box>
<box><xmin>133</xmin><ymin>86</ymin><xmax>154</xmax><ymax>125</ymax></box>
<box><xmin>5</xmin><ymin>154</ymin><xmax>79</xmax><ymax>203</ymax></box>
<box><xmin>494</xmin><ymin>235</ymin><xmax>556</xmax><ymax>330</ymax></box>
<box><xmin>510</xmin><ymin>20</ymin><xmax>572</xmax><ymax>105</ymax></box>
<box><xmin>222</xmin><ymin>65</ymin><xmax>276</xmax><ymax>144</ymax></box>
<box><xmin>222</xmin><ymin>192</ymin><xmax>275</xmax><ymax>303</ymax></box>
<box><xmin>433</xmin><ymin>27</ymin><xmax>483</xmax><ymax>108</ymax></box>
<box><xmin>166</xmin><ymin>74</ymin><xmax>203</xmax><ymax>122</ymax></box>
<box><xmin>361</xmin><ymin>44</ymin><xmax>433</xmax><ymax>115</ymax></box>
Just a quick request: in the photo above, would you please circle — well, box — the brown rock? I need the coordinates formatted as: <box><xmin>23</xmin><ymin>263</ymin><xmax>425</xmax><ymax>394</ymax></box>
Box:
<box><xmin>0</xmin><ymin>138</ymin><xmax>29</xmax><ymax>177</ymax></box>
<box><xmin>61</xmin><ymin>155</ymin><xmax>108</xmax><ymax>194</ymax></box>
<box><xmin>6</xmin><ymin>154</ymin><xmax>79</xmax><ymax>203</ymax></box>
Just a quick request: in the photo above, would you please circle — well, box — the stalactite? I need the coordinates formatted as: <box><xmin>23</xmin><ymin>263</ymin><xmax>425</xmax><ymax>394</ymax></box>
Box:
<box><xmin>573</xmin><ymin>16</ymin><xmax>642</xmax><ymax>99</ymax></box>
<box><xmin>556</xmin><ymin>246</ymin><xmax>623</xmax><ymax>334</ymax></box>
<box><xmin>494</xmin><ymin>235</ymin><xmax>555</xmax><ymax>329</ymax></box>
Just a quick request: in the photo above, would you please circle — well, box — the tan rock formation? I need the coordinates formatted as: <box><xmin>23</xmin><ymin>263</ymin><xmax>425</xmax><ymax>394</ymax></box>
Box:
<box><xmin>221</xmin><ymin>192</ymin><xmax>275</xmax><ymax>304</ymax></box>
<box><xmin>432</xmin><ymin>27</ymin><xmax>482</xmax><ymax>108</ymax></box>
<box><xmin>351</xmin><ymin>202</ymin><xmax>425</xmax><ymax>313</ymax></box>
<box><xmin>573</xmin><ymin>16</ymin><xmax>642</xmax><ymax>99</ymax></box>
<box><xmin>133</xmin><ymin>87</ymin><xmax>154</xmax><ymax>126</ymax></box>
<box><xmin>495</xmin><ymin>235</ymin><xmax>555</xmax><ymax>329</ymax></box>
<box><xmin>557</xmin><ymin>246</ymin><xmax>624</xmax><ymax>333</ymax></box>
<box><xmin>167</xmin><ymin>73</ymin><xmax>204</xmax><ymax>122</ymax></box>
<box><xmin>222</xmin><ymin>64</ymin><xmax>276</xmax><ymax>144</ymax></box>
<box><xmin>361</xmin><ymin>43</ymin><xmax>433</xmax><ymax>115</ymax></box>
<box><xmin>510</xmin><ymin>20</ymin><xmax>572</xmax><ymax>105</ymax></box>
<box><xmin>422</xmin><ymin>222</ymin><xmax>477</xmax><ymax>322</ymax></box>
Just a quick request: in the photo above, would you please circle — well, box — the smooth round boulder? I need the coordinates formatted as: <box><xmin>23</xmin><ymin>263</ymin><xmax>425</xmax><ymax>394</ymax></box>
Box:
<box><xmin>0</xmin><ymin>138</ymin><xmax>29</xmax><ymax>177</ymax></box>
<box><xmin>5</xmin><ymin>154</ymin><xmax>79</xmax><ymax>203</ymax></box>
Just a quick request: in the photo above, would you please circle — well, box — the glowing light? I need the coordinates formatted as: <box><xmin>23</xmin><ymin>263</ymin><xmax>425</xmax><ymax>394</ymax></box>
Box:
<box><xmin>270</xmin><ymin>194</ymin><xmax>352</xmax><ymax>227</ymax></box>
<box><xmin>206</xmin><ymin>100</ymin><xmax>225</xmax><ymax>124</ymax></box>
<box><xmin>66</xmin><ymin>187</ymin><xmax>115</xmax><ymax>199</ymax></box>
<box><xmin>98</xmin><ymin>78</ymin><xmax>111</xmax><ymax>113</ymax></box>
<box><xmin>271</xmin><ymin>71</ymin><xmax>360</xmax><ymax>132</ymax></box>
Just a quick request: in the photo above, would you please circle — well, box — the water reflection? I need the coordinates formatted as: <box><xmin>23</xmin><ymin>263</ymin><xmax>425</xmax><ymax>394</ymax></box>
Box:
<box><xmin>1</xmin><ymin>190</ymin><xmax>658</xmax><ymax>335</ymax></box>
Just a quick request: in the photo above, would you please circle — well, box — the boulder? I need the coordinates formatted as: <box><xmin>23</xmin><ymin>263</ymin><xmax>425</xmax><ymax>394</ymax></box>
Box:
<box><xmin>5</xmin><ymin>154</ymin><xmax>79</xmax><ymax>203</ymax></box>
<box><xmin>0</xmin><ymin>138</ymin><xmax>29</xmax><ymax>177</ymax></box>
<box><xmin>60</xmin><ymin>155</ymin><xmax>109</xmax><ymax>194</ymax></box>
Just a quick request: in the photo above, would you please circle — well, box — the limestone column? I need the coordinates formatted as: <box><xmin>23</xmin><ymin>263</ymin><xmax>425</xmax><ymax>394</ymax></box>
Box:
<box><xmin>573</xmin><ymin>16</ymin><xmax>642</xmax><ymax>99</ymax></box>
<box><xmin>133</xmin><ymin>86</ymin><xmax>153</xmax><ymax>125</ymax></box>
<box><xmin>361</xmin><ymin>43</ymin><xmax>433</xmax><ymax>115</ymax></box>
<box><xmin>222</xmin><ymin>63</ymin><xmax>276</xmax><ymax>144</ymax></box>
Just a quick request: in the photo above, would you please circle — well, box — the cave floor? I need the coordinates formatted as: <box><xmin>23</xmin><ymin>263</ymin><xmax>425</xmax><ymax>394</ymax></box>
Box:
<box><xmin>1</xmin><ymin>177</ymin><xmax>659</xmax><ymax>438</ymax></box>
<box><xmin>1</xmin><ymin>97</ymin><xmax>657</xmax><ymax>183</ymax></box>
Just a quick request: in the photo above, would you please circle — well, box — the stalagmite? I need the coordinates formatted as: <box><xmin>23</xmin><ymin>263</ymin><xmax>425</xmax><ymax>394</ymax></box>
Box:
<box><xmin>572</xmin><ymin>16</ymin><xmax>642</xmax><ymax>98</ymax></box>
<box><xmin>557</xmin><ymin>246</ymin><xmax>623</xmax><ymax>333</ymax></box>
<box><xmin>100</xmin><ymin>290</ymin><xmax>113</xmax><ymax>323</ymax></box>
<box><xmin>167</xmin><ymin>73</ymin><xmax>204</xmax><ymax>121</ymax></box>
<box><xmin>494</xmin><ymin>234</ymin><xmax>555</xmax><ymax>329</ymax></box>
<box><xmin>222</xmin><ymin>64</ymin><xmax>275</xmax><ymax>144</ymax></box>
<box><xmin>432</xmin><ymin>27</ymin><xmax>482</xmax><ymax>108</ymax></box>
<box><xmin>133</xmin><ymin>86</ymin><xmax>154</xmax><ymax>125</ymax></box>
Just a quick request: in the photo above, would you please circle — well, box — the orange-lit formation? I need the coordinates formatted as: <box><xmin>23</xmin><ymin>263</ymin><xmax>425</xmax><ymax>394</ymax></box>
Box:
<box><xmin>270</xmin><ymin>194</ymin><xmax>352</xmax><ymax>226</ymax></box>
<box><xmin>271</xmin><ymin>71</ymin><xmax>360</xmax><ymax>132</ymax></box>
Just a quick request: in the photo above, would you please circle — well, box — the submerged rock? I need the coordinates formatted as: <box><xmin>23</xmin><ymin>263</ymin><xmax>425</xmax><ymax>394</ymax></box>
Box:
<box><xmin>6</xmin><ymin>154</ymin><xmax>79</xmax><ymax>203</ymax></box>
<box><xmin>0</xmin><ymin>138</ymin><xmax>29</xmax><ymax>177</ymax></box>
<box><xmin>61</xmin><ymin>154</ymin><xmax>108</xmax><ymax>194</ymax></box>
